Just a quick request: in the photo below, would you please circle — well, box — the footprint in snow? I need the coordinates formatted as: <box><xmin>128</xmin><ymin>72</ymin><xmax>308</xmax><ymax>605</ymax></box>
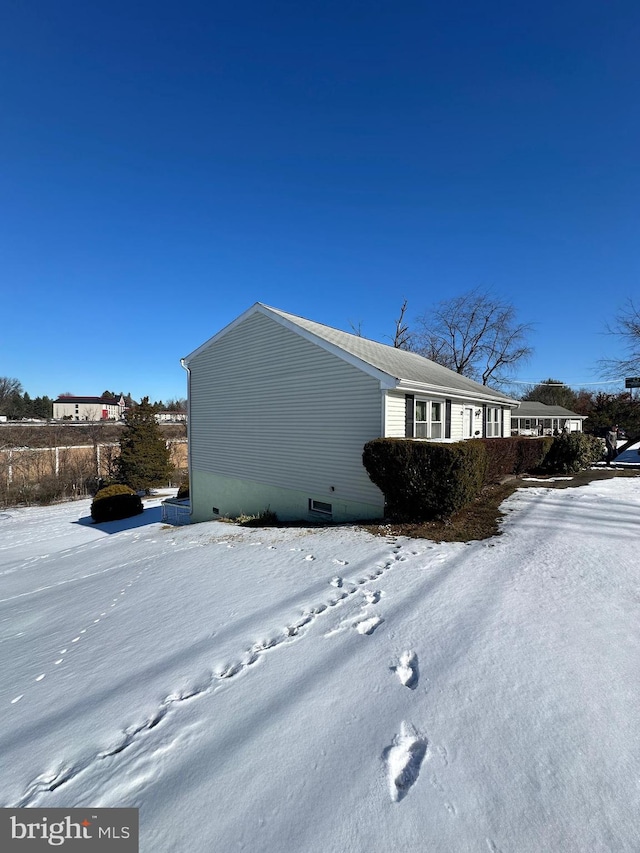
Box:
<box><xmin>394</xmin><ymin>651</ymin><xmax>419</xmax><ymax>689</ymax></box>
<box><xmin>354</xmin><ymin>615</ymin><xmax>383</xmax><ymax>635</ymax></box>
<box><xmin>384</xmin><ymin>722</ymin><xmax>428</xmax><ymax>802</ymax></box>
<box><xmin>332</xmin><ymin>559</ymin><xmax>349</xmax><ymax>566</ymax></box>
<box><xmin>364</xmin><ymin>589</ymin><xmax>381</xmax><ymax>605</ymax></box>
<box><xmin>216</xmin><ymin>662</ymin><xmax>242</xmax><ymax>679</ymax></box>
<box><xmin>330</xmin><ymin>576</ymin><xmax>343</xmax><ymax>588</ymax></box>
<box><xmin>304</xmin><ymin>555</ymin><xmax>315</xmax><ymax>561</ymax></box>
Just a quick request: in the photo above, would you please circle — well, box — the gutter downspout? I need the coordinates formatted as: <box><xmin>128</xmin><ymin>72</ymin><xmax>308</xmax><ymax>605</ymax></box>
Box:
<box><xmin>180</xmin><ymin>358</ymin><xmax>193</xmax><ymax>520</ymax></box>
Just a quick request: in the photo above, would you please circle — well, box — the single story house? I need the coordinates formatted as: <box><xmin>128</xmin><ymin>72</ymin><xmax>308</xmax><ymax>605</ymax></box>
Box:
<box><xmin>510</xmin><ymin>401</ymin><xmax>586</xmax><ymax>436</ymax></box>
<box><xmin>53</xmin><ymin>394</ymin><xmax>128</xmax><ymax>421</ymax></box>
<box><xmin>181</xmin><ymin>303</ymin><xmax>519</xmax><ymax>523</ymax></box>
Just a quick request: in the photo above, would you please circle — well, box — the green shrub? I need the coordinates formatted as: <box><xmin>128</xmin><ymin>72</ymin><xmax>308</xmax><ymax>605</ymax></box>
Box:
<box><xmin>93</xmin><ymin>484</ymin><xmax>136</xmax><ymax>500</ymax></box>
<box><xmin>514</xmin><ymin>436</ymin><xmax>554</xmax><ymax>474</ymax></box>
<box><xmin>177</xmin><ymin>474</ymin><xmax>189</xmax><ymax>500</ymax></box>
<box><xmin>363</xmin><ymin>438</ymin><xmax>487</xmax><ymax>521</ymax></box>
<box><xmin>473</xmin><ymin>438</ymin><xmax>519</xmax><ymax>483</ymax></box>
<box><xmin>117</xmin><ymin>397</ymin><xmax>174</xmax><ymax>491</ymax></box>
<box><xmin>473</xmin><ymin>437</ymin><xmax>554</xmax><ymax>482</ymax></box>
<box><xmin>542</xmin><ymin>432</ymin><xmax>604</xmax><ymax>474</ymax></box>
<box><xmin>91</xmin><ymin>484</ymin><xmax>144</xmax><ymax>523</ymax></box>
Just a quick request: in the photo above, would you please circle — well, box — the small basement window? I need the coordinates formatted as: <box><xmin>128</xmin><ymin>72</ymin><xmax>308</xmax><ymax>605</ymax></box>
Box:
<box><xmin>309</xmin><ymin>498</ymin><xmax>332</xmax><ymax>516</ymax></box>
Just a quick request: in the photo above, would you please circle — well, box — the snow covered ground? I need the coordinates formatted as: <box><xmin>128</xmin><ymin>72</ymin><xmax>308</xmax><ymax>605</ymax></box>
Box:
<box><xmin>2</xmin><ymin>476</ymin><xmax>640</xmax><ymax>852</ymax></box>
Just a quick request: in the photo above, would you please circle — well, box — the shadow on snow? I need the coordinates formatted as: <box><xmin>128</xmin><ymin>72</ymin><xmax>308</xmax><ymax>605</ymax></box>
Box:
<box><xmin>73</xmin><ymin>506</ymin><xmax>163</xmax><ymax>534</ymax></box>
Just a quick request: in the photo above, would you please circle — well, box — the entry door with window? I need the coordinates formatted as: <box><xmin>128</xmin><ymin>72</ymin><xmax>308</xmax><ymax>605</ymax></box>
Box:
<box><xmin>463</xmin><ymin>407</ymin><xmax>474</xmax><ymax>439</ymax></box>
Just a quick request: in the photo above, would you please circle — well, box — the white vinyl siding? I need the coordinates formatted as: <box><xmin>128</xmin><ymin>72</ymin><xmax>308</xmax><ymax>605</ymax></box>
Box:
<box><xmin>385</xmin><ymin>391</ymin><xmax>451</xmax><ymax>439</ymax></box>
<box><xmin>448</xmin><ymin>403</ymin><xmax>464</xmax><ymax>441</ymax></box>
<box><xmin>384</xmin><ymin>394</ymin><xmax>511</xmax><ymax>442</ymax></box>
<box><xmin>188</xmin><ymin>312</ymin><xmax>384</xmax><ymax>508</ymax></box>
<box><xmin>384</xmin><ymin>391</ymin><xmax>409</xmax><ymax>437</ymax></box>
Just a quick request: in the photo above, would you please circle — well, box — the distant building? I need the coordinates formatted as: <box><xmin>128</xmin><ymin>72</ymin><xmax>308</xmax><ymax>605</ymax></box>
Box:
<box><xmin>511</xmin><ymin>401</ymin><xmax>586</xmax><ymax>436</ymax></box>
<box><xmin>155</xmin><ymin>411</ymin><xmax>187</xmax><ymax>423</ymax></box>
<box><xmin>53</xmin><ymin>394</ymin><xmax>128</xmax><ymax>421</ymax></box>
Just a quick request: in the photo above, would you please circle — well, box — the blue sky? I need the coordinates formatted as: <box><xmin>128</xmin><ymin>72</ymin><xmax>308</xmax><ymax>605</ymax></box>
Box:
<box><xmin>1</xmin><ymin>0</ymin><xmax>638</xmax><ymax>403</ymax></box>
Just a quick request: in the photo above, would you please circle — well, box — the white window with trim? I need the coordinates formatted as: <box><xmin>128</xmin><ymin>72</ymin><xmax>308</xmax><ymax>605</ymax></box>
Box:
<box><xmin>414</xmin><ymin>399</ymin><xmax>444</xmax><ymax>439</ymax></box>
<box><xmin>486</xmin><ymin>407</ymin><xmax>501</xmax><ymax>437</ymax></box>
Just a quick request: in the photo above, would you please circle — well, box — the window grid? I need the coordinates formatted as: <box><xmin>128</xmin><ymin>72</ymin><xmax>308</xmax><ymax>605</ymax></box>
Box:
<box><xmin>414</xmin><ymin>399</ymin><xmax>443</xmax><ymax>439</ymax></box>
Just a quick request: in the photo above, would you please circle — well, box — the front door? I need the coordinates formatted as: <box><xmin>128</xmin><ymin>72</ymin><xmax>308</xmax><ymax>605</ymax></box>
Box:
<box><xmin>464</xmin><ymin>407</ymin><xmax>474</xmax><ymax>439</ymax></box>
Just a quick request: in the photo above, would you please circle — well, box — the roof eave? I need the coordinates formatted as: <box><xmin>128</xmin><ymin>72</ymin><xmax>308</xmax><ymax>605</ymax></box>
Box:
<box><xmin>395</xmin><ymin>379</ymin><xmax>518</xmax><ymax>407</ymax></box>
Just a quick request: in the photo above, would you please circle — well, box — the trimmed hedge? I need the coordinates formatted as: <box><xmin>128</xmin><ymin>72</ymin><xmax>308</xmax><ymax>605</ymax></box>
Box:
<box><xmin>363</xmin><ymin>438</ymin><xmax>487</xmax><ymax>521</ymax></box>
<box><xmin>363</xmin><ymin>433</ymin><xmax>596</xmax><ymax>523</ymax></box>
<box><xmin>91</xmin><ymin>484</ymin><xmax>144</xmax><ymax>523</ymax></box>
<box><xmin>473</xmin><ymin>436</ymin><xmax>554</xmax><ymax>483</ymax></box>
<box><xmin>517</xmin><ymin>435</ymin><xmax>555</xmax><ymax>474</ymax></box>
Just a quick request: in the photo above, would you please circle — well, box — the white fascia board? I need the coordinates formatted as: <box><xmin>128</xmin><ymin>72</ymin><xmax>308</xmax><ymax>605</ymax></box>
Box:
<box><xmin>258</xmin><ymin>305</ymin><xmax>397</xmax><ymax>389</ymax></box>
<box><xmin>181</xmin><ymin>302</ymin><xmax>265</xmax><ymax>365</ymax></box>
<box><xmin>395</xmin><ymin>379</ymin><xmax>518</xmax><ymax>407</ymax></box>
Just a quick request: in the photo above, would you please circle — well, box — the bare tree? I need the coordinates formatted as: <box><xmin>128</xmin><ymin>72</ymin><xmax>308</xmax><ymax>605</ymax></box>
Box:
<box><xmin>413</xmin><ymin>288</ymin><xmax>533</xmax><ymax>387</ymax></box>
<box><xmin>0</xmin><ymin>377</ymin><xmax>23</xmax><ymax>417</ymax></box>
<box><xmin>165</xmin><ymin>397</ymin><xmax>187</xmax><ymax>412</ymax></box>
<box><xmin>387</xmin><ymin>299</ymin><xmax>414</xmax><ymax>349</ymax></box>
<box><xmin>599</xmin><ymin>299</ymin><xmax>640</xmax><ymax>379</ymax></box>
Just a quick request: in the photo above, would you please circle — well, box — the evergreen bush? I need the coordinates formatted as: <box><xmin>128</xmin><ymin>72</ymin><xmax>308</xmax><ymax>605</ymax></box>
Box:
<box><xmin>363</xmin><ymin>438</ymin><xmax>487</xmax><ymax>521</ymax></box>
<box><xmin>473</xmin><ymin>438</ymin><xmax>520</xmax><ymax>483</ymax></box>
<box><xmin>514</xmin><ymin>436</ymin><xmax>554</xmax><ymax>474</ymax></box>
<box><xmin>91</xmin><ymin>484</ymin><xmax>144</xmax><ymax>523</ymax></box>
<box><xmin>117</xmin><ymin>397</ymin><xmax>174</xmax><ymax>491</ymax></box>
<box><xmin>473</xmin><ymin>437</ymin><xmax>554</xmax><ymax>483</ymax></box>
<box><xmin>542</xmin><ymin>432</ymin><xmax>604</xmax><ymax>474</ymax></box>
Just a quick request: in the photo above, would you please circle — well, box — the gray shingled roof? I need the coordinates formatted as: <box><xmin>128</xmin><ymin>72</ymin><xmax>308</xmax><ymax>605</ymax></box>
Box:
<box><xmin>262</xmin><ymin>304</ymin><xmax>517</xmax><ymax>405</ymax></box>
<box><xmin>512</xmin><ymin>401</ymin><xmax>586</xmax><ymax>419</ymax></box>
